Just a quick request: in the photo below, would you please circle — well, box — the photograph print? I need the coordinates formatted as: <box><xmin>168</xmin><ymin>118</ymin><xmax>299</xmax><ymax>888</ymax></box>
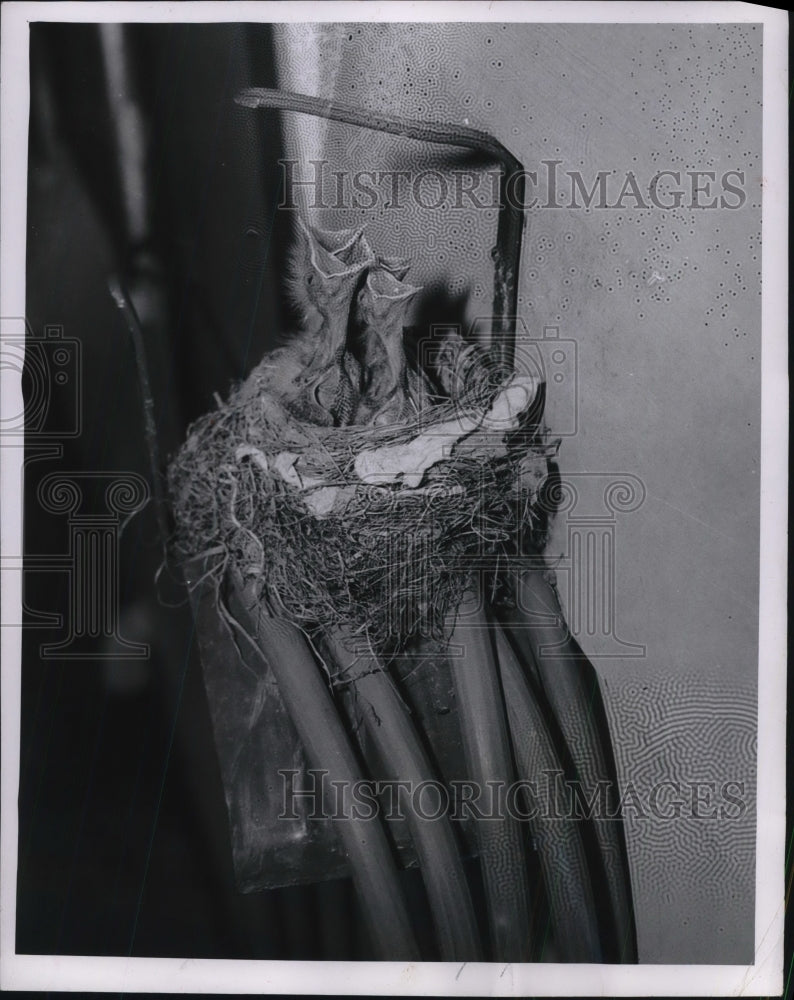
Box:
<box><xmin>0</xmin><ymin>3</ymin><xmax>786</xmax><ymax>996</ymax></box>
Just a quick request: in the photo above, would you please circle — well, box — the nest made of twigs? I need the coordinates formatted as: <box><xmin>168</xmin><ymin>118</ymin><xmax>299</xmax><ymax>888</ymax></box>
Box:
<box><xmin>167</xmin><ymin>358</ymin><xmax>554</xmax><ymax>652</ymax></box>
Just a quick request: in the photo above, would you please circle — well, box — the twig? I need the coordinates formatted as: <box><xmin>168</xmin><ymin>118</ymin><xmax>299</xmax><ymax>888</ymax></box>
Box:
<box><xmin>108</xmin><ymin>275</ymin><xmax>171</xmax><ymax>557</ymax></box>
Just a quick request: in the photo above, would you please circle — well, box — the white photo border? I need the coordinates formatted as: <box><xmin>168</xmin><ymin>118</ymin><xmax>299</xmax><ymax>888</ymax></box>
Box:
<box><xmin>0</xmin><ymin>2</ymin><xmax>787</xmax><ymax>995</ymax></box>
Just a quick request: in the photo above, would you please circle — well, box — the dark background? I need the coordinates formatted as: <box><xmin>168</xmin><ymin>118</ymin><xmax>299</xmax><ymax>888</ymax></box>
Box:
<box><xmin>19</xmin><ymin>22</ymin><xmax>378</xmax><ymax>961</ymax></box>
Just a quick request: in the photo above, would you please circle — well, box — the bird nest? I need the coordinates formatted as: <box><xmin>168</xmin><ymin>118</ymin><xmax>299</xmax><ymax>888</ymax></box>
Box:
<box><xmin>166</xmin><ymin>222</ymin><xmax>555</xmax><ymax>653</ymax></box>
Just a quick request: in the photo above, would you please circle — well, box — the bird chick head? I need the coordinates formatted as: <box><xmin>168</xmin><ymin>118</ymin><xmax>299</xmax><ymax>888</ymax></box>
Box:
<box><xmin>286</xmin><ymin>218</ymin><xmax>375</xmax><ymax>327</ymax></box>
<box><xmin>356</xmin><ymin>267</ymin><xmax>421</xmax><ymax>332</ymax></box>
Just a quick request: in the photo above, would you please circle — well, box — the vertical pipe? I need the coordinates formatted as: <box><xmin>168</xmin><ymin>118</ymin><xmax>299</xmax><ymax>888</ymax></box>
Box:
<box><xmin>492</xmin><ymin>619</ymin><xmax>602</xmax><ymax>961</ymax></box>
<box><xmin>225</xmin><ymin>578</ymin><xmax>420</xmax><ymax>961</ymax></box>
<box><xmin>506</xmin><ymin>567</ymin><xmax>637</xmax><ymax>962</ymax></box>
<box><xmin>324</xmin><ymin>629</ymin><xmax>483</xmax><ymax>961</ymax></box>
<box><xmin>447</xmin><ymin>583</ymin><xmax>532</xmax><ymax>961</ymax></box>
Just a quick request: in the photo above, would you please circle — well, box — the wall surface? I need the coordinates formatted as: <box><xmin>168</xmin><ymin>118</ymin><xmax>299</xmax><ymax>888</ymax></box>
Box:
<box><xmin>272</xmin><ymin>22</ymin><xmax>761</xmax><ymax>963</ymax></box>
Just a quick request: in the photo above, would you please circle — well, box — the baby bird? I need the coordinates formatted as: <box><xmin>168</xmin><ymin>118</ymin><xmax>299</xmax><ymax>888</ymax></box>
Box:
<box><xmin>286</xmin><ymin>218</ymin><xmax>374</xmax><ymax>425</ymax></box>
<box><xmin>234</xmin><ymin>221</ymin><xmax>370</xmax><ymax>412</ymax></box>
<box><xmin>352</xmin><ymin>265</ymin><xmax>421</xmax><ymax>427</ymax></box>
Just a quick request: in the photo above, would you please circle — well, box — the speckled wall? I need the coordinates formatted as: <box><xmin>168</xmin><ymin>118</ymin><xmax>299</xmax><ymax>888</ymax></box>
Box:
<box><xmin>271</xmin><ymin>22</ymin><xmax>760</xmax><ymax>963</ymax></box>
